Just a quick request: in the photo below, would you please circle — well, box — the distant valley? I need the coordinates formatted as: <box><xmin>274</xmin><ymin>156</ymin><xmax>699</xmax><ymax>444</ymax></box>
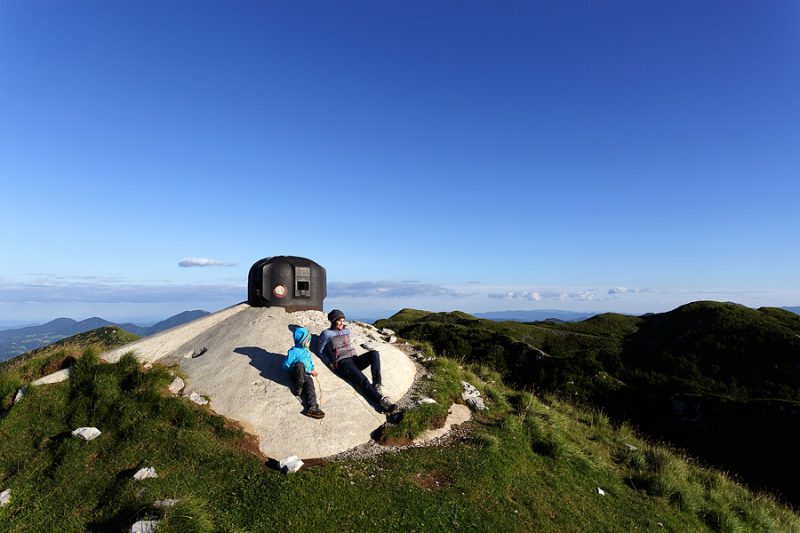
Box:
<box><xmin>0</xmin><ymin>310</ymin><xmax>209</xmax><ymax>362</ymax></box>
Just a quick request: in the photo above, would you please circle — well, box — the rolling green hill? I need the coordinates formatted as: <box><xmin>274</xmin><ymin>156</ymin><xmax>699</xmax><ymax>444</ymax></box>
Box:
<box><xmin>0</xmin><ymin>327</ymin><xmax>140</xmax><ymax>413</ymax></box>
<box><xmin>0</xmin><ymin>326</ymin><xmax>798</xmax><ymax>531</ymax></box>
<box><xmin>376</xmin><ymin>301</ymin><xmax>800</xmax><ymax>505</ymax></box>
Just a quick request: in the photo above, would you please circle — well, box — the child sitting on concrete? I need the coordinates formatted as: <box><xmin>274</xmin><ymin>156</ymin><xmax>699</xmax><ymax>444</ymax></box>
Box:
<box><xmin>284</xmin><ymin>327</ymin><xmax>325</xmax><ymax>419</ymax></box>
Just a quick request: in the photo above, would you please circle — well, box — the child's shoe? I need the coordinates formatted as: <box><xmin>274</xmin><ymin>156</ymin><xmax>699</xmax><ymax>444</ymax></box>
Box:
<box><xmin>305</xmin><ymin>406</ymin><xmax>325</xmax><ymax>419</ymax></box>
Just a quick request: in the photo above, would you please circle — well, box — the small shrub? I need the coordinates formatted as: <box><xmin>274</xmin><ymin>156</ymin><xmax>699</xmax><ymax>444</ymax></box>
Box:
<box><xmin>626</xmin><ymin>473</ymin><xmax>673</xmax><ymax>497</ymax></box>
<box><xmin>524</xmin><ymin>415</ymin><xmax>565</xmax><ymax>459</ymax></box>
<box><xmin>644</xmin><ymin>448</ymin><xmax>674</xmax><ymax>474</ymax></box>
<box><xmin>470</xmin><ymin>430</ymin><xmax>501</xmax><ymax>451</ymax></box>
<box><xmin>700</xmin><ymin>505</ymin><xmax>739</xmax><ymax>533</ymax></box>
<box><xmin>531</xmin><ymin>432</ymin><xmax>565</xmax><ymax>459</ymax></box>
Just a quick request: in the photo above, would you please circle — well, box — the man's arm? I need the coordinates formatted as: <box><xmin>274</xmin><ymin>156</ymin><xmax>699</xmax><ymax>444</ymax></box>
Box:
<box><xmin>316</xmin><ymin>329</ymin><xmax>333</xmax><ymax>366</ymax></box>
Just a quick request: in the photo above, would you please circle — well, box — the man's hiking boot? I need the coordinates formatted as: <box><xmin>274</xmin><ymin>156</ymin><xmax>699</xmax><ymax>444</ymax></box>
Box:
<box><xmin>305</xmin><ymin>406</ymin><xmax>325</xmax><ymax>419</ymax></box>
<box><xmin>380</xmin><ymin>396</ymin><xmax>397</xmax><ymax>413</ymax></box>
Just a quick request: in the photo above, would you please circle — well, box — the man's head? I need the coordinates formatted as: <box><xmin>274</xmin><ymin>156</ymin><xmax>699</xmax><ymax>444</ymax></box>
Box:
<box><xmin>328</xmin><ymin>309</ymin><xmax>346</xmax><ymax>330</ymax></box>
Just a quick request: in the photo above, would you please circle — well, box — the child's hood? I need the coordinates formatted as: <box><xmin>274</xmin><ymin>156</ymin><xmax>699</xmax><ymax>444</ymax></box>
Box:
<box><xmin>293</xmin><ymin>327</ymin><xmax>311</xmax><ymax>347</ymax></box>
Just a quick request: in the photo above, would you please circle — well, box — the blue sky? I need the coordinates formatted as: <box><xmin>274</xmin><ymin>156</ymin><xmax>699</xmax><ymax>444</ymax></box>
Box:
<box><xmin>1</xmin><ymin>1</ymin><xmax>799</xmax><ymax>324</ymax></box>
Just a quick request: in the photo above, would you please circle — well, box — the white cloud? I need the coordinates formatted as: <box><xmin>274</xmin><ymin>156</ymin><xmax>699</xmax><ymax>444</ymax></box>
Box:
<box><xmin>487</xmin><ymin>291</ymin><xmax>542</xmax><ymax>301</ymax></box>
<box><xmin>179</xmin><ymin>257</ymin><xmax>237</xmax><ymax>268</ymax></box>
<box><xmin>489</xmin><ymin>289</ymin><xmax>599</xmax><ymax>302</ymax></box>
<box><xmin>608</xmin><ymin>287</ymin><xmax>628</xmax><ymax>295</ymax></box>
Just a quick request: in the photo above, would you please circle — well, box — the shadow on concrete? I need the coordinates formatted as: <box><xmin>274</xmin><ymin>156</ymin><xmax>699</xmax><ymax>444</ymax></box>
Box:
<box><xmin>234</xmin><ymin>346</ymin><xmax>291</xmax><ymax>387</ymax></box>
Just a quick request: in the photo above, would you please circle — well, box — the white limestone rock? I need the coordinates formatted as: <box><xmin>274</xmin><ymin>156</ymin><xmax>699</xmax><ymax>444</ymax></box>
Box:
<box><xmin>279</xmin><ymin>455</ymin><xmax>304</xmax><ymax>474</ymax></box>
<box><xmin>133</xmin><ymin>467</ymin><xmax>158</xmax><ymax>481</ymax></box>
<box><xmin>131</xmin><ymin>519</ymin><xmax>160</xmax><ymax>533</ymax></box>
<box><xmin>0</xmin><ymin>489</ymin><xmax>11</xmax><ymax>507</ymax></box>
<box><xmin>597</xmin><ymin>487</ymin><xmax>606</xmax><ymax>496</ymax></box>
<box><xmin>387</xmin><ymin>335</ymin><xmax>397</xmax><ymax>344</ymax></box>
<box><xmin>414</xmin><ymin>404</ymin><xmax>472</xmax><ymax>444</ymax></box>
<box><xmin>360</xmin><ymin>341</ymin><xmax>382</xmax><ymax>352</ymax></box>
<box><xmin>184</xmin><ymin>347</ymin><xmax>208</xmax><ymax>359</ymax></box>
<box><xmin>466</xmin><ymin>396</ymin><xmax>487</xmax><ymax>411</ymax></box>
<box><xmin>13</xmin><ymin>386</ymin><xmax>26</xmax><ymax>404</ymax></box>
<box><xmin>188</xmin><ymin>391</ymin><xmax>209</xmax><ymax>406</ymax></box>
<box><xmin>462</xmin><ymin>381</ymin><xmax>487</xmax><ymax>411</ymax></box>
<box><xmin>380</xmin><ymin>328</ymin><xmax>395</xmax><ymax>336</ymax></box>
<box><xmin>153</xmin><ymin>498</ymin><xmax>179</xmax><ymax>508</ymax></box>
<box><xmin>461</xmin><ymin>381</ymin><xmax>481</xmax><ymax>400</ymax></box>
<box><xmin>168</xmin><ymin>376</ymin><xmax>185</xmax><ymax>395</ymax></box>
<box><xmin>31</xmin><ymin>368</ymin><xmax>71</xmax><ymax>386</ymax></box>
<box><xmin>416</xmin><ymin>397</ymin><xmax>437</xmax><ymax>406</ymax></box>
<box><xmin>72</xmin><ymin>427</ymin><xmax>102</xmax><ymax>441</ymax></box>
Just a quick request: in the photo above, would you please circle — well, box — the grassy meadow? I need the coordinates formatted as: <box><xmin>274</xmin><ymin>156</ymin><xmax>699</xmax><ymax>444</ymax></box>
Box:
<box><xmin>0</xmin><ymin>331</ymin><xmax>797</xmax><ymax>532</ymax></box>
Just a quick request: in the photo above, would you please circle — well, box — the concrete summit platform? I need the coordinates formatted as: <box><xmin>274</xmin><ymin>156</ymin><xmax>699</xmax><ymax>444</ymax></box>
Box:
<box><xmin>102</xmin><ymin>304</ymin><xmax>416</xmax><ymax>460</ymax></box>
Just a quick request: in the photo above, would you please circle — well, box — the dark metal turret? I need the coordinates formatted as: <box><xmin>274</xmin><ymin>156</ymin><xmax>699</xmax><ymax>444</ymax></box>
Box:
<box><xmin>247</xmin><ymin>256</ymin><xmax>326</xmax><ymax>311</ymax></box>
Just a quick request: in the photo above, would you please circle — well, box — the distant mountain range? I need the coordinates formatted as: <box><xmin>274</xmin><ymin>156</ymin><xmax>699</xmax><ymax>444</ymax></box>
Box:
<box><xmin>475</xmin><ymin>306</ymin><xmax>800</xmax><ymax>322</ymax></box>
<box><xmin>473</xmin><ymin>309</ymin><xmax>597</xmax><ymax>322</ymax></box>
<box><xmin>0</xmin><ymin>310</ymin><xmax>210</xmax><ymax>362</ymax></box>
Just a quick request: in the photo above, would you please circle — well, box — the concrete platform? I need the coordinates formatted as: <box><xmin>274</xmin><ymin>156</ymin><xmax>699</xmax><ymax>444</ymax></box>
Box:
<box><xmin>102</xmin><ymin>304</ymin><xmax>416</xmax><ymax>460</ymax></box>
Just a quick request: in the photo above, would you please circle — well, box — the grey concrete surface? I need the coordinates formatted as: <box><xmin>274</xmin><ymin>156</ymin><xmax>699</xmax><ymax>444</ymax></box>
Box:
<box><xmin>100</xmin><ymin>304</ymin><xmax>417</xmax><ymax>460</ymax></box>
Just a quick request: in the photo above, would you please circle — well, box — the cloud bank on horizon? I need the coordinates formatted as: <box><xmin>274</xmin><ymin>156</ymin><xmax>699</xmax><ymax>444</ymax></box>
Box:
<box><xmin>2</xmin><ymin>275</ymin><xmax>796</xmax><ymax>323</ymax></box>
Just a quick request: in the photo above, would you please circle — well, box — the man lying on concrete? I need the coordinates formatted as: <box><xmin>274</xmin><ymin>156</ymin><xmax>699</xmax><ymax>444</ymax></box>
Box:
<box><xmin>317</xmin><ymin>309</ymin><xmax>397</xmax><ymax>413</ymax></box>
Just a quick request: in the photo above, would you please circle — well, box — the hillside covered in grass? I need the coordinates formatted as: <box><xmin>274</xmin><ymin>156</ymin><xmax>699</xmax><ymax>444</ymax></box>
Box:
<box><xmin>1</xmin><ymin>327</ymin><xmax>798</xmax><ymax>531</ymax></box>
<box><xmin>375</xmin><ymin>301</ymin><xmax>800</xmax><ymax>506</ymax></box>
<box><xmin>0</xmin><ymin>326</ymin><xmax>139</xmax><ymax>413</ymax></box>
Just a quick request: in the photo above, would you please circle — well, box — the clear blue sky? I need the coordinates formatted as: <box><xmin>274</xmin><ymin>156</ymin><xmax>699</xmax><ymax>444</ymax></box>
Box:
<box><xmin>1</xmin><ymin>1</ymin><xmax>798</xmax><ymax>323</ymax></box>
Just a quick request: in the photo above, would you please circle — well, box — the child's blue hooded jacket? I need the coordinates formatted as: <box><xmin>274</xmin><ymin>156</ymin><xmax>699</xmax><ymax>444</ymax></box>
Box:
<box><xmin>284</xmin><ymin>327</ymin><xmax>315</xmax><ymax>373</ymax></box>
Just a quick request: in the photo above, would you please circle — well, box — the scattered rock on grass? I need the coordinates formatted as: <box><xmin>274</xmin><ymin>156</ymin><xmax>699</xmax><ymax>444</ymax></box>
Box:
<box><xmin>279</xmin><ymin>455</ymin><xmax>304</xmax><ymax>474</ymax></box>
<box><xmin>416</xmin><ymin>397</ymin><xmax>437</xmax><ymax>406</ymax></box>
<box><xmin>168</xmin><ymin>376</ymin><xmax>185</xmax><ymax>395</ymax></box>
<box><xmin>0</xmin><ymin>489</ymin><xmax>11</xmax><ymax>507</ymax></box>
<box><xmin>131</xmin><ymin>519</ymin><xmax>160</xmax><ymax>533</ymax></box>
<box><xmin>133</xmin><ymin>467</ymin><xmax>158</xmax><ymax>481</ymax></box>
<box><xmin>187</xmin><ymin>391</ymin><xmax>209</xmax><ymax>406</ymax></box>
<box><xmin>461</xmin><ymin>381</ymin><xmax>487</xmax><ymax>411</ymax></box>
<box><xmin>466</xmin><ymin>396</ymin><xmax>486</xmax><ymax>411</ymax></box>
<box><xmin>153</xmin><ymin>498</ymin><xmax>179</xmax><ymax>508</ymax></box>
<box><xmin>31</xmin><ymin>368</ymin><xmax>71</xmax><ymax>385</ymax></box>
<box><xmin>71</xmin><ymin>427</ymin><xmax>102</xmax><ymax>441</ymax></box>
<box><xmin>13</xmin><ymin>386</ymin><xmax>26</xmax><ymax>404</ymax></box>
<box><xmin>597</xmin><ymin>487</ymin><xmax>606</xmax><ymax>496</ymax></box>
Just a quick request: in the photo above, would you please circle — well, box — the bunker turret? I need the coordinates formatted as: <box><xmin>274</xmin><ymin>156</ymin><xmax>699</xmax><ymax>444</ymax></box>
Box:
<box><xmin>247</xmin><ymin>256</ymin><xmax>326</xmax><ymax>311</ymax></box>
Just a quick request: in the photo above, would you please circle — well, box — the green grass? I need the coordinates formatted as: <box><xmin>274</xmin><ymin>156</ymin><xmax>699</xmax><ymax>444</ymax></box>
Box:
<box><xmin>1</xmin><ymin>344</ymin><xmax>798</xmax><ymax>532</ymax></box>
<box><xmin>0</xmin><ymin>326</ymin><xmax>138</xmax><ymax>413</ymax></box>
